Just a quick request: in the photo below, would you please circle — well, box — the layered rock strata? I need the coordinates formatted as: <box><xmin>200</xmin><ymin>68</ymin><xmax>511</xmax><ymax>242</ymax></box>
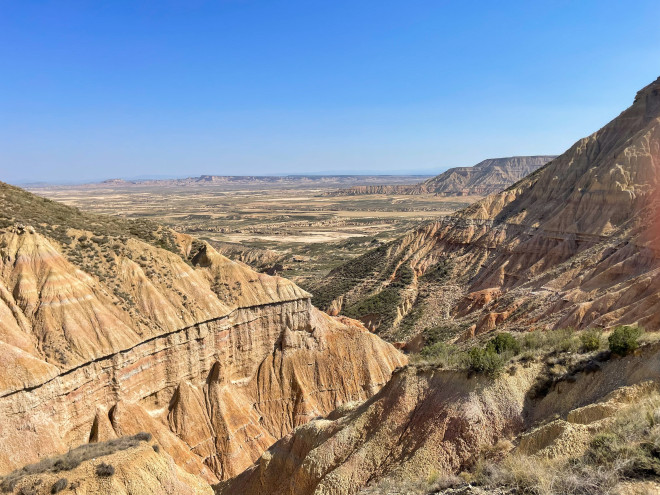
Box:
<box><xmin>0</xmin><ymin>216</ymin><xmax>405</xmax><ymax>482</ymax></box>
<box><xmin>324</xmin><ymin>156</ymin><xmax>555</xmax><ymax>197</ymax></box>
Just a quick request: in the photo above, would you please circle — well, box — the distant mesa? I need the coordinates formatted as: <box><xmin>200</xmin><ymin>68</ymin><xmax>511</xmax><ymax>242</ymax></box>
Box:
<box><xmin>101</xmin><ymin>178</ymin><xmax>131</xmax><ymax>185</ymax></box>
<box><xmin>39</xmin><ymin>174</ymin><xmax>431</xmax><ymax>189</ymax></box>
<box><xmin>325</xmin><ymin>155</ymin><xmax>557</xmax><ymax>196</ymax></box>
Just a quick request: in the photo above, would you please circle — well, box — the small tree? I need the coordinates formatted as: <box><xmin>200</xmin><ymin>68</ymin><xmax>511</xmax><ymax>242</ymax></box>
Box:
<box><xmin>608</xmin><ymin>326</ymin><xmax>642</xmax><ymax>356</ymax></box>
<box><xmin>487</xmin><ymin>332</ymin><xmax>521</xmax><ymax>355</ymax></box>
<box><xmin>467</xmin><ymin>347</ymin><xmax>505</xmax><ymax>377</ymax></box>
<box><xmin>580</xmin><ymin>329</ymin><xmax>602</xmax><ymax>352</ymax></box>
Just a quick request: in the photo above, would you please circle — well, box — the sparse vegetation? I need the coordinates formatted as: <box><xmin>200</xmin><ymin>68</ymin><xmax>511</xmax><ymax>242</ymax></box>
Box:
<box><xmin>0</xmin><ymin>433</ymin><xmax>153</xmax><ymax>492</ymax></box>
<box><xmin>0</xmin><ymin>181</ymin><xmax>183</xmax><ymax>261</ymax></box>
<box><xmin>358</xmin><ymin>472</ymin><xmax>461</xmax><ymax>494</ymax></box>
<box><xmin>95</xmin><ymin>463</ymin><xmax>115</xmax><ymax>477</ymax></box>
<box><xmin>343</xmin><ymin>287</ymin><xmax>402</xmax><ymax>329</ymax></box>
<box><xmin>419</xmin><ymin>342</ymin><xmax>460</xmax><ymax>368</ymax></box>
<box><xmin>470</xmin><ymin>392</ymin><xmax>660</xmax><ymax>494</ymax></box>
<box><xmin>580</xmin><ymin>329</ymin><xmax>603</xmax><ymax>352</ymax></box>
<box><xmin>413</xmin><ymin>327</ymin><xmax>621</xmax><ymax>383</ymax></box>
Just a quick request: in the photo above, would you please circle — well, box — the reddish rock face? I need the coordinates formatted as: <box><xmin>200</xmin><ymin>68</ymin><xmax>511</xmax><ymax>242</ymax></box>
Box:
<box><xmin>0</xmin><ymin>221</ymin><xmax>406</xmax><ymax>481</ymax></box>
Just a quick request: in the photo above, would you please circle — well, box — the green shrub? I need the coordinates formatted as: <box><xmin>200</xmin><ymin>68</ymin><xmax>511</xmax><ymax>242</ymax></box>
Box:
<box><xmin>587</xmin><ymin>432</ymin><xmax>618</xmax><ymax>463</ymax></box>
<box><xmin>418</xmin><ymin>342</ymin><xmax>463</xmax><ymax>368</ymax></box>
<box><xmin>520</xmin><ymin>328</ymin><xmax>581</xmax><ymax>355</ymax></box>
<box><xmin>580</xmin><ymin>329</ymin><xmax>603</xmax><ymax>352</ymax></box>
<box><xmin>487</xmin><ymin>333</ymin><xmax>521</xmax><ymax>355</ymax></box>
<box><xmin>521</xmin><ymin>331</ymin><xmax>543</xmax><ymax>351</ymax></box>
<box><xmin>467</xmin><ymin>347</ymin><xmax>505</xmax><ymax>377</ymax></box>
<box><xmin>608</xmin><ymin>326</ymin><xmax>642</xmax><ymax>356</ymax></box>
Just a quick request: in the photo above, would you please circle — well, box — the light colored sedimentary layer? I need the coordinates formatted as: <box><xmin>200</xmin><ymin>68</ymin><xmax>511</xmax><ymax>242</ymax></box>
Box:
<box><xmin>0</xmin><ymin>226</ymin><xmax>405</xmax><ymax>481</ymax></box>
<box><xmin>0</xmin><ymin>296</ymin><xmax>405</xmax><ymax>481</ymax></box>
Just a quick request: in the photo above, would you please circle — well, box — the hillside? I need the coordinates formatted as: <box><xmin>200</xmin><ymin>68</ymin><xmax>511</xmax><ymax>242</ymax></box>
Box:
<box><xmin>324</xmin><ymin>156</ymin><xmax>555</xmax><ymax>197</ymax></box>
<box><xmin>411</xmin><ymin>155</ymin><xmax>556</xmax><ymax>196</ymax></box>
<box><xmin>220</xmin><ymin>338</ymin><xmax>660</xmax><ymax>495</ymax></box>
<box><xmin>0</xmin><ymin>182</ymin><xmax>405</xmax><ymax>484</ymax></box>
<box><xmin>309</xmin><ymin>77</ymin><xmax>660</xmax><ymax>342</ymax></box>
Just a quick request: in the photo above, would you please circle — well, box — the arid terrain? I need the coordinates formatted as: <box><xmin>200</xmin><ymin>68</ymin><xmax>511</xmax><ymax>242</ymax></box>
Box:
<box><xmin>1</xmin><ymin>78</ymin><xmax>659</xmax><ymax>495</ymax></box>
<box><xmin>25</xmin><ymin>176</ymin><xmax>475</xmax><ymax>286</ymax></box>
<box><xmin>3</xmin><ymin>1</ymin><xmax>657</xmax><ymax>493</ymax></box>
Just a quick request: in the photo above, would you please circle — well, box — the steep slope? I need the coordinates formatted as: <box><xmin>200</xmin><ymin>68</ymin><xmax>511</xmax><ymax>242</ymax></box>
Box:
<box><xmin>219</xmin><ymin>342</ymin><xmax>660</xmax><ymax>495</ymax></box>
<box><xmin>0</xmin><ymin>183</ymin><xmax>406</xmax><ymax>482</ymax></box>
<box><xmin>324</xmin><ymin>156</ymin><xmax>555</xmax><ymax>197</ymax></box>
<box><xmin>311</xmin><ymin>77</ymin><xmax>660</xmax><ymax>341</ymax></box>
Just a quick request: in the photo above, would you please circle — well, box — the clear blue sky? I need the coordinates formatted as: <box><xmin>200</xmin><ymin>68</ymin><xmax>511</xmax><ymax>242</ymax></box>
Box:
<box><xmin>1</xmin><ymin>1</ymin><xmax>659</xmax><ymax>183</ymax></box>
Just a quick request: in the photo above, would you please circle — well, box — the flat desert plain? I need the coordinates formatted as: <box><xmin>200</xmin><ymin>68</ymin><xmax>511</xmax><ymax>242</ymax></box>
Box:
<box><xmin>27</xmin><ymin>178</ymin><xmax>479</xmax><ymax>286</ymax></box>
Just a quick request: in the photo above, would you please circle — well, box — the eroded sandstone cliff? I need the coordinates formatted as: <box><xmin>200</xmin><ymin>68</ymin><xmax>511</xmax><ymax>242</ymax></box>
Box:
<box><xmin>0</xmin><ymin>185</ymin><xmax>406</xmax><ymax>484</ymax></box>
<box><xmin>324</xmin><ymin>156</ymin><xmax>555</xmax><ymax>197</ymax></box>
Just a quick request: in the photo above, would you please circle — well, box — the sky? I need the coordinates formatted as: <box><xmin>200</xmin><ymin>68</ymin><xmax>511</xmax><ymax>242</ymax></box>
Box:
<box><xmin>1</xmin><ymin>1</ymin><xmax>659</xmax><ymax>184</ymax></box>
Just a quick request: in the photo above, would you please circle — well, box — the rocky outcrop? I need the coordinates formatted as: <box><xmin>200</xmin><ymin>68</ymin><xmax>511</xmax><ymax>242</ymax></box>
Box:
<box><xmin>312</xmin><ymin>77</ymin><xmax>660</xmax><ymax>340</ymax></box>
<box><xmin>0</xmin><ymin>192</ymin><xmax>406</xmax><ymax>482</ymax></box>
<box><xmin>219</xmin><ymin>343</ymin><xmax>660</xmax><ymax>495</ymax></box>
<box><xmin>324</xmin><ymin>156</ymin><xmax>555</xmax><ymax>197</ymax></box>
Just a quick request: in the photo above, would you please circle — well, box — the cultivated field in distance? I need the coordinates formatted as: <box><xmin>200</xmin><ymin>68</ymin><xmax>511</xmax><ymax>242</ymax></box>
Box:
<box><xmin>27</xmin><ymin>176</ymin><xmax>478</xmax><ymax>286</ymax></box>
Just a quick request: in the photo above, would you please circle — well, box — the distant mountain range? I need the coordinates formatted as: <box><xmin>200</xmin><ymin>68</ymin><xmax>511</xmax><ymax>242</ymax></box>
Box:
<box><xmin>25</xmin><ymin>174</ymin><xmax>432</xmax><ymax>190</ymax></box>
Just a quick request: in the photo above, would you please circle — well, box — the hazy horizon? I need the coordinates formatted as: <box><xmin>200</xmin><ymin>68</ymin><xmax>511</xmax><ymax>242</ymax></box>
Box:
<box><xmin>2</xmin><ymin>1</ymin><xmax>659</xmax><ymax>183</ymax></box>
<box><xmin>12</xmin><ymin>170</ymin><xmax>439</xmax><ymax>186</ymax></box>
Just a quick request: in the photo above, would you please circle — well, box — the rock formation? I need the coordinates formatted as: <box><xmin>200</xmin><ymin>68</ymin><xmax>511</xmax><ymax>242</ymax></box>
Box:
<box><xmin>0</xmin><ymin>183</ymin><xmax>406</xmax><ymax>484</ymax></box>
<box><xmin>324</xmin><ymin>156</ymin><xmax>555</xmax><ymax>197</ymax></box>
<box><xmin>219</xmin><ymin>342</ymin><xmax>660</xmax><ymax>495</ymax></box>
<box><xmin>409</xmin><ymin>156</ymin><xmax>556</xmax><ymax>196</ymax></box>
<box><xmin>312</xmin><ymin>77</ymin><xmax>660</xmax><ymax>341</ymax></box>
